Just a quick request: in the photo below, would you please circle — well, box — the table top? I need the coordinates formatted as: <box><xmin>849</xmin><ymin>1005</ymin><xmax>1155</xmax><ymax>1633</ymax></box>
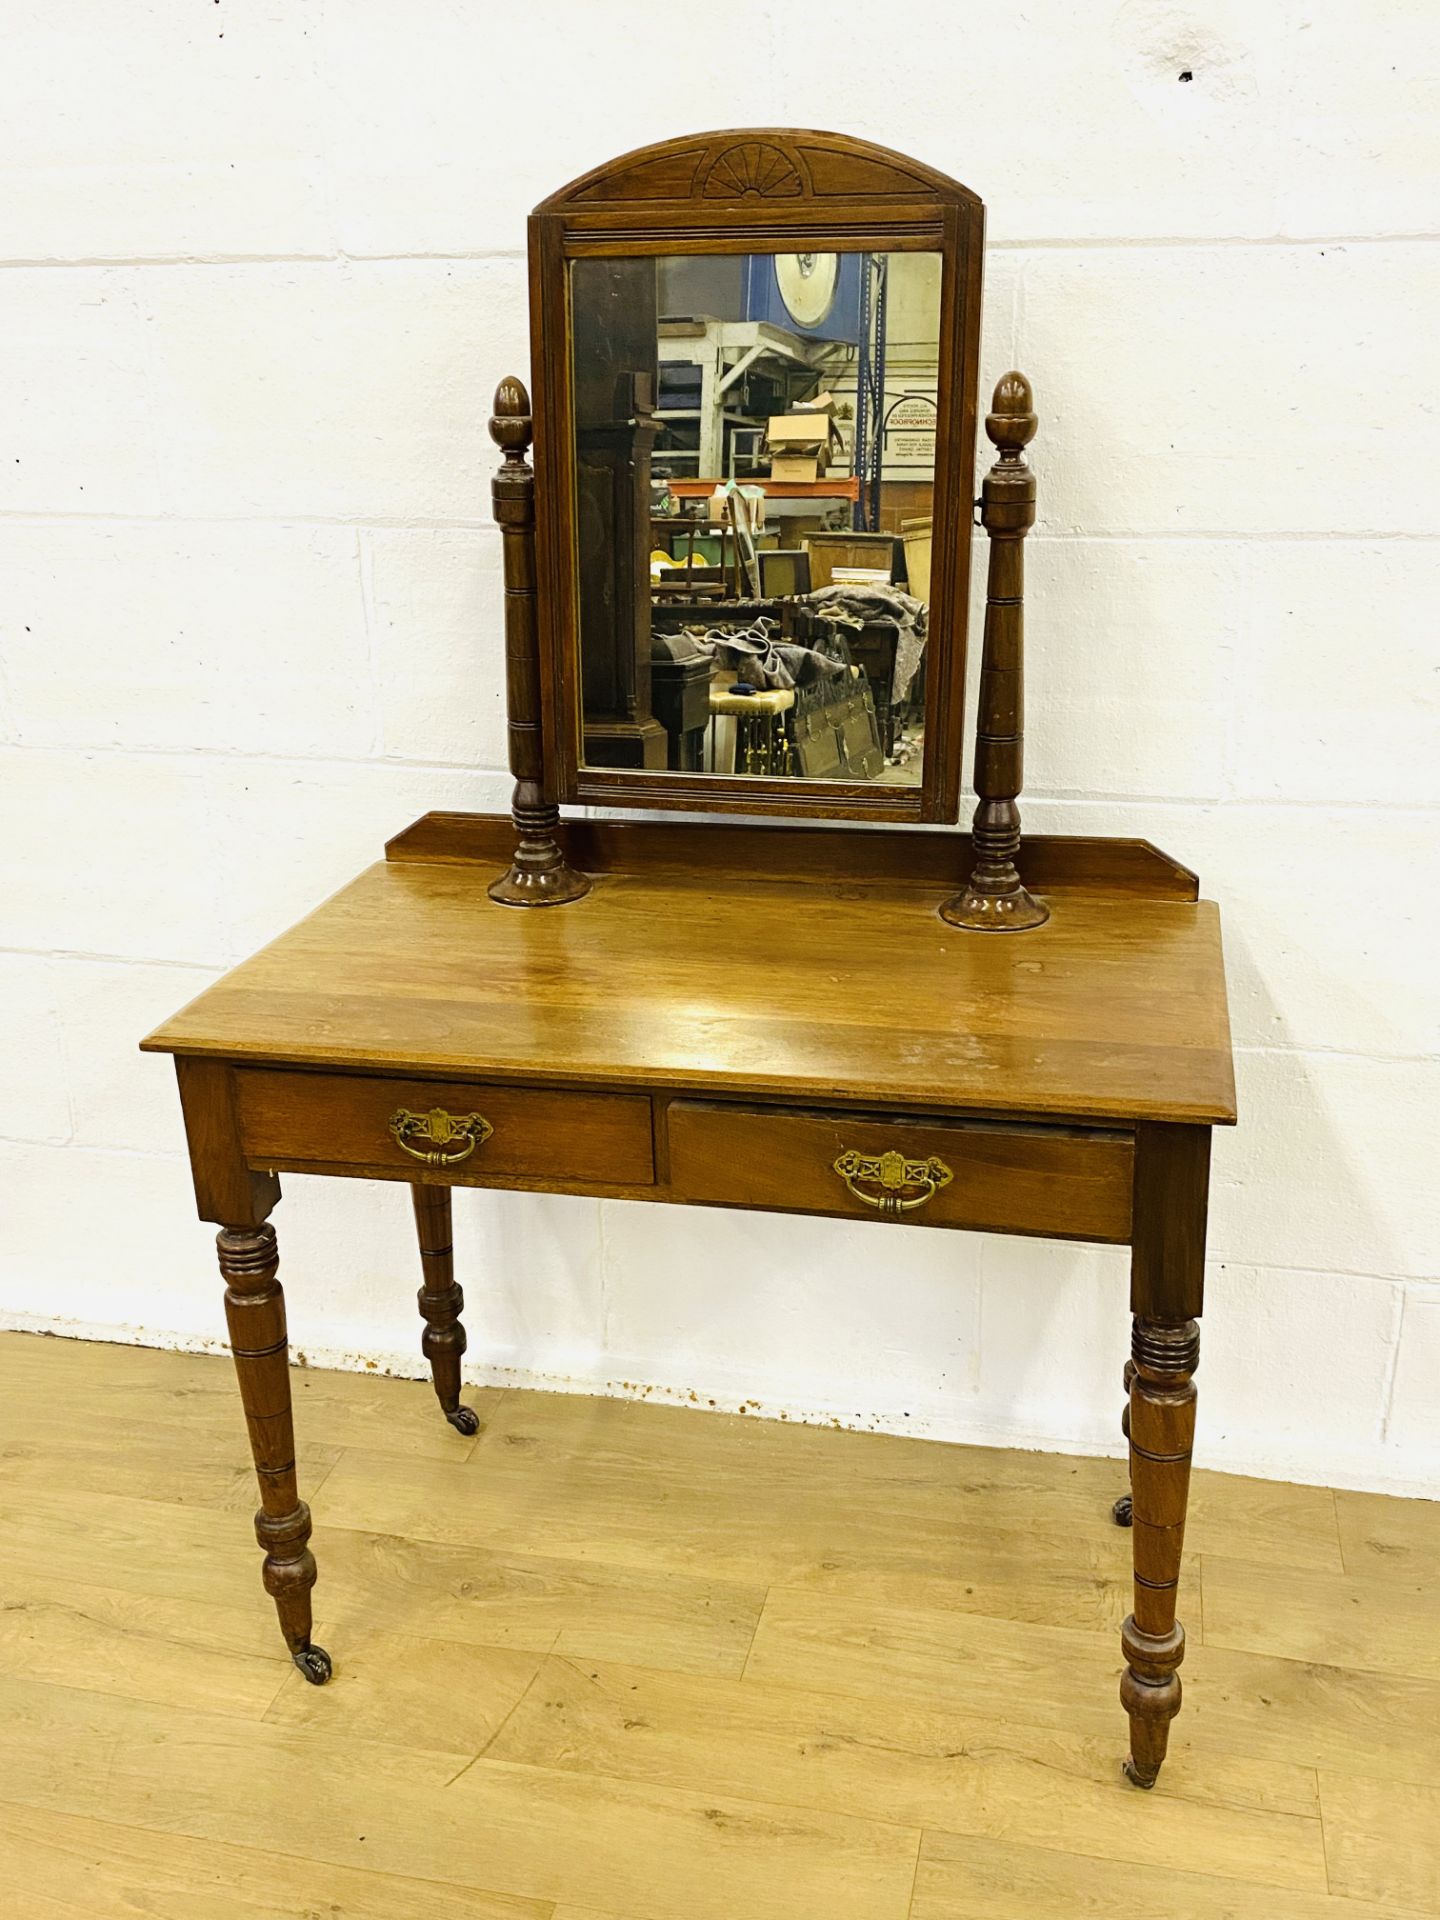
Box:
<box><xmin>142</xmin><ymin>816</ymin><xmax>1236</xmax><ymax>1129</ymax></box>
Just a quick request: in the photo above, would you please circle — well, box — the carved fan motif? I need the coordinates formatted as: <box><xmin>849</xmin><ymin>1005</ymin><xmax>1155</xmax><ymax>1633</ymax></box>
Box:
<box><xmin>699</xmin><ymin>141</ymin><xmax>805</xmax><ymax>199</ymax></box>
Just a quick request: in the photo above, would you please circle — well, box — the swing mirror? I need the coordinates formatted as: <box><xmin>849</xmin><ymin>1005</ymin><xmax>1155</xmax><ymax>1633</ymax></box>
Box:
<box><xmin>531</xmin><ymin>132</ymin><xmax>984</xmax><ymax>822</ymax></box>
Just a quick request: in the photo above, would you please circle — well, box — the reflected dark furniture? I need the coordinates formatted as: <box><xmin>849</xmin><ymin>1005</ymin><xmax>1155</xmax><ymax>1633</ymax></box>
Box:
<box><xmin>650</xmin><ymin>633</ymin><xmax>712</xmax><ymax>771</ymax></box>
<box><xmin>846</xmin><ymin>621</ymin><xmax>903</xmax><ymax>756</ymax></box>
<box><xmin>572</xmin><ymin>259</ymin><xmax>667</xmax><ymax>769</ymax></box>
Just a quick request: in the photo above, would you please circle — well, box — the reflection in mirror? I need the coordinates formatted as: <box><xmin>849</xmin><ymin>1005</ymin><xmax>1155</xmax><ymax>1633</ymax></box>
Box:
<box><xmin>570</xmin><ymin>250</ymin><xmax>941</xmax><ymax>785</ymax></box>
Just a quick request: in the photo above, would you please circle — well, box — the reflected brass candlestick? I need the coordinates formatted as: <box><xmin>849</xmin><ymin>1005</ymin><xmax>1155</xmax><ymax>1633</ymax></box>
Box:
<box><xmin>941</xmin><ymin>372</ymin><xmax>1049</xmax><ymax>933</ymax></box>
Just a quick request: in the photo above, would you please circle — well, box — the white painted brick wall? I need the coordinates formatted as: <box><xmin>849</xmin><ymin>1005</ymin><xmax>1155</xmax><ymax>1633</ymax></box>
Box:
<box><xmin>2</xmin><ymin>2</ymin><xmax>1436</xmax><ymax>1497</ymax></box>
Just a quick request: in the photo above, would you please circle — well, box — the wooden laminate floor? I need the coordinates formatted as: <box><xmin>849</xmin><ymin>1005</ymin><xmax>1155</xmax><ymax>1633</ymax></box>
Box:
<box><xmin>0</xmin><ymin>1330</ymin><xmax>1437</xmax><ymax>1918</ymax></box>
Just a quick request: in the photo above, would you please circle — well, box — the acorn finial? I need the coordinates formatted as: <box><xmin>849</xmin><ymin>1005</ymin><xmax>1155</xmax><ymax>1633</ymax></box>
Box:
<box><xmin>490</xmin><ymin>376</ymin><xmax>533</xmax><ymax>459</ymax></box>
<box><xmin>986</xmin><ymin>371</ymin><xmax>1037</xmax><ymax>456</ymax></box>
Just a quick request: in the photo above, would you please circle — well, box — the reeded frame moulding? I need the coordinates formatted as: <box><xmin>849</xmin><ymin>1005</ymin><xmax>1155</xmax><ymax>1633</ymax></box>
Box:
<box><xmin>528</xmin><ymin>128</ymin><xmax>986</xmax><ymax>823</ymax></box>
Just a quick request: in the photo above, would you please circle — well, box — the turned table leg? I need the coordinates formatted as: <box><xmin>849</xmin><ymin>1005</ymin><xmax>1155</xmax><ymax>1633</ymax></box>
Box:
<box><xmin>1121</xmin><ymin>1317</ymin><xmax>1198</xmax><ymax>1786</ymax></box>
<box><xmin>411</xmin><ymin>1184</ymin><xmax>479</xmax><ymax>1436</ymax></box>
<box><xmin>218</xmin><ymin>1222</ymin><xmax>332</xmax><ymax>1684</ymax></box>
<box><xmin>1120</xmin><ymin>1122</ymin><xmax>1210</xmax><ymax>1788</ymax></box>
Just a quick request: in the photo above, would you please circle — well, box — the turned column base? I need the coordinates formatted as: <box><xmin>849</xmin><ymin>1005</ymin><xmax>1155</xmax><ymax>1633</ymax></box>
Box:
<box><xmin>941</xmin><ymin>805</ymin><xmax>1049</xmax><ymax>933</ymax></box>
<box><xmin>489</xmin><ymin>802</ymin><xmax>590</xmax><ymax>908</ymax></box>
<box><xmin>489</xmin><ymin>860</ymin><xmax>591</xmax><ymax>907</ymax></box>
<box><xmin>939</xmin><ymin>881</ymin><xmax>1049</xmax><ymax>931</ymax></box>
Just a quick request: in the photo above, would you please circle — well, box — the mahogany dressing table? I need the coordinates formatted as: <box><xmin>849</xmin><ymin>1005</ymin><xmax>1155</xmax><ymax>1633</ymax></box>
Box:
<box><xmin>142</xmin><ymin>130</ymin><xmax>1235</xmax><ymax>1791</ymax></box>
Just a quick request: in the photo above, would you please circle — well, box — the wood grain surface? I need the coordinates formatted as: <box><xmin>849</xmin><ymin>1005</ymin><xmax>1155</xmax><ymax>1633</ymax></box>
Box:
<box><xmin>666</xmin><ymin>1099</ymin><xmax>1135</xmax><ymax>1241</ymax></box>
<box><xmin>236</xmin><ymin>1069</ymin><xmax>656</xmax><ymax>1187</ymax></box>
<box><xmin>142</xmin><ymin>850</ymin><xmax>1235</xmax><ymax>1127</ymax></box>
<box><xmin>2</xmin><ymin>1331</ymin><xmax>1435</xmax><ymax>1918</ymax></box>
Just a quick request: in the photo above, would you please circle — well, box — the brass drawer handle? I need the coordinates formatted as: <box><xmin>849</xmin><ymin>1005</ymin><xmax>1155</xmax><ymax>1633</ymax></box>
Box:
<box><xmin>833</xmin><ymin>1148</ymin><xmax>954</xmax><ymax>1217</ymax></box>
<box><xmin>389</xmin><ymin>1107</ymin><xmax>493</xmax><ymax>1167</ymax></box>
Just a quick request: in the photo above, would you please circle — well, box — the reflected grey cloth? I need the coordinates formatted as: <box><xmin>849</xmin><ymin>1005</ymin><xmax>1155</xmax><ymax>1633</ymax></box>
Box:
<box><xmin>803</xmin><ymin>584</ymin><xmax>929</xmax><ymax>702</ymax></box>
<box><xmin>655</xmin><ymin>628</ymin><xmax>848</xmax><ymax>691</ymax></box>
<box><xmin>772</xmin><ymin>641</ymin><xmax>850</xmax><ymax>688</ymax></box>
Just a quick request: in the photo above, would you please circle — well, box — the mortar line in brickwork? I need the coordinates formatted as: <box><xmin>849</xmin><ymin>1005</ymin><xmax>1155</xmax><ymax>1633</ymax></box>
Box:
<box><xmin>0</xmin><ymin>247</ymin><xmax>524</xmax><ymax>271</ymax></box>
<box><xmin>1231</xmin><ymin>1043</ymin><xmax>1436</xmax><ymax>1067</ymax></box>
<box><xmin>0</xmin><ymin>737</ymin><xmax>503</xmax><ymax>776</ymax></box>
<box><xmin>3</xmin><ymin>509</ymin><xmax>1438</xmax><ymax>547</ymax></box>
<box><xmin>0</xmin><ymin>251</ymin><xmax>342</xmax><ymax>270</ymax></box>
<box><xmin>1375</xmin><ymin>1287</ymin><xmax>1411</xmax><ymax>1447</ymax></box>
<box><xmin>1236</xmin><ymin>1042</ymin><xmax>1438</xmax><ymax>1066</ymax></box>
<box><xmin>1025</xmin><ymin>784</ymin><xmax>1440</xmax><ymax>815</ymax></box>
<box><xmin>0</xmin><ymin>941</ymin><xmax>221</xmax><ymax>969</ymax></box>
<box><xmin>0</xmin><ymin>1135</ymin><xmax>187</xmax><ymax>1164</ymax></box>
<box><xmin>991</xmin><ymin>230</ymin><xmax>1440</xmax><ymax>252</ymax></box>
<box><xmin>0</xmin><ymin>509</ymin><xmax>493</xmax><ymax>533</ymax></box>
<box><xmin>2</xmin><ymin>737</ymin><xmax>1434</xmax><ymax>821</ymax></box>
<box><xmin>1</xmin><ymin>234</ymin><xmax>1437</xmax><ymax>271</ymax></box>
<box><xmin>1025</xmin><ymin>531</ymin><xmax>1440</xmax><ymax>546</ymax></box>
<box><xmin>1210</xmin><ymin>1261</ymin><xmax>1433</xmax><ymax>1288</ymax></box>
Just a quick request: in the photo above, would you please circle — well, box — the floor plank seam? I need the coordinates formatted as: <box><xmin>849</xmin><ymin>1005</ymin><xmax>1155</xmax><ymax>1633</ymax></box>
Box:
<box><xmin>463</xmin><ymin>1382</ymin><xmax>508</xmax><ymax>1461</ymax></box>
<box><xmin>919</xmin><ymin>1810</ymin><xmax>1328</xmax><ymax>1897</ymax></box>
<box><xmin>297</xmin><ymin>1448</ymin><xmax>341</xmax><ymax>1507</ymax></box>
<box><xmin>1324</xmin><ymin>1484</ymin><xmax>1347</xmax><ymax>1573</ymax></box>
<box><xmin>485</xmin><ymin>1748</ymin><xmax>933</xmax><ymax>1844</ymax></box>
<box><xmin>254</xmin><ymin>1647</ymin><xmax>301</xmax><ymax>1722</ymax></box>
<box><xmin>0</xmin><ymin>1787</ymin><xmax>554</xmax><ymax>1915</ymax></box>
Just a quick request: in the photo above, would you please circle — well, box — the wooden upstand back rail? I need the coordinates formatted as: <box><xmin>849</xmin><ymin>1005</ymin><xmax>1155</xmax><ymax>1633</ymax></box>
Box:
<box><xmin>143</xmin><ymin>811</ymin><xmax>1234</xmax><ymax>1785</ymax></box>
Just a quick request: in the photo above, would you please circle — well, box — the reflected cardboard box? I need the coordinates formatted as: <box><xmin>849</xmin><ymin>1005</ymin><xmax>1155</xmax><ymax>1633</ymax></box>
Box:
<box><xmin>765</xmin><ymin>395</ymin><xmax>845</xmax><ymax>483</ymax></box>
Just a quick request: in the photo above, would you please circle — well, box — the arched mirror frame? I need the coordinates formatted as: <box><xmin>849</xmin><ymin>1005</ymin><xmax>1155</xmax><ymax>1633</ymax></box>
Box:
<box><xmin>528</xmin><ymin>128</ymin><xmax>985</xmax><ymax>823</ymax></box>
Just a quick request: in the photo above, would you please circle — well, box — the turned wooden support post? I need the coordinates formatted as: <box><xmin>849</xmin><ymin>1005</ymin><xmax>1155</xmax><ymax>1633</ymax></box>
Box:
<box><xmin>218</xmin><ymin>1222</ymin><xmax>332</xmax><ymax>1684</ymax></box>
<box><xmin>941</xmin><ymin>372</ymin><xmax>1048</xmax><ymax>932</ymax></box>
<box><xmin>411</xmin><ymin>1183</ymin><xmax>480</xmax><ymax>1436</ymax></box>
<box><xmin>1122</xmin><ymin>1315</ymin><xmax>1198</xmax><ymax>1786</ymax></box>
<box><xmin>488</xmin><ymin>375</ymin><xmax>590</xmax><ymax>908</ymax></box>
<box><xmin>1120</xmin><ymin>1121</ymin><xmax>1209</xmax><ymax>1787</ymax></box>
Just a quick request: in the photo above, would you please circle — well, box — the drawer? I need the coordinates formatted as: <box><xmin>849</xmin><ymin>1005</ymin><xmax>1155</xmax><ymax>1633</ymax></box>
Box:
<box><xmin>667</xmin><ymin>1101</ymin><xmax>1133</xmax><ymax>1242</ymax></box>
<box><xmin>237</xmin><ymin>1070</ymin><xmax>655</xmax><ymax>1188</ymax></box>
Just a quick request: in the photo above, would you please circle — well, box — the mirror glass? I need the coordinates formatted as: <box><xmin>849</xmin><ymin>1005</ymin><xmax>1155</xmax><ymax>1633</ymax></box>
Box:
<box><xmin>570</xmin><ymin>249</ymin><xmax>941</xmax><ymax>786</ymax></box>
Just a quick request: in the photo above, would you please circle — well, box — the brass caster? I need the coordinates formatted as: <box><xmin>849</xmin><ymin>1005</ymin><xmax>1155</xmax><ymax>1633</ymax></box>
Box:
<box><xmin>1123</xmin><ymin>1755</ymin><xmax>1157</xmax><ymax>1790</ymax></box>
<box><xmin>293</xmin><ymin>1644</ymin><xmax>333</xmax><ymax>1686</ymax></box>
<box><xmin>1112</xmin><ymin>1494</ymin><xmax>1133</xmax><ymax>1527</ymax></box>
<box><xmin>446</xmin><ymin>1405</ymin><xmax>481</xmax><ymax>1437</ymax></box>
